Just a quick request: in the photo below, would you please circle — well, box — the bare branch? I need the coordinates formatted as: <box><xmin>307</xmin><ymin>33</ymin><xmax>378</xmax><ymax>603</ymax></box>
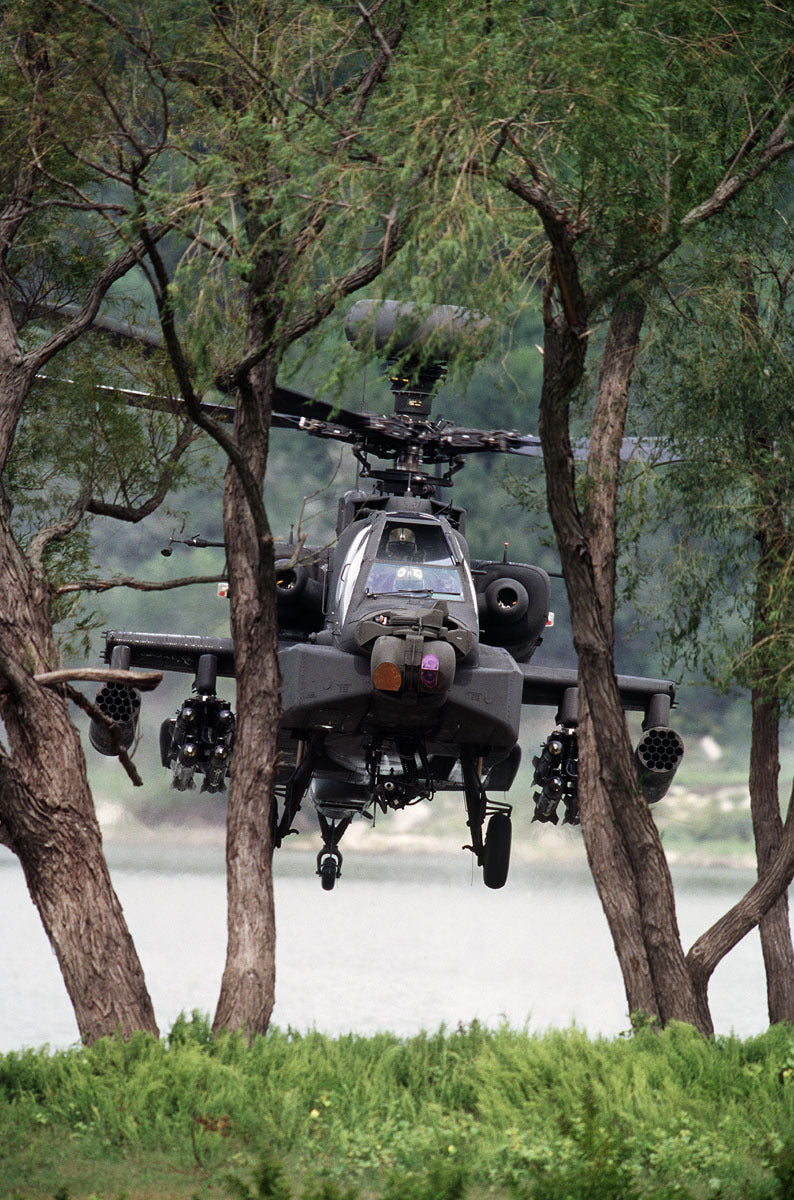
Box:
<box><xmin>24</xmin><ymin>229</ymin><xmax>172</xmax><ymax>375</ymax></box>
<box><xmin>687</xmin><ymin>779</ymin><xmax>794</xmax><ymax>990</ymax></box>
<box><xmin>26</xmin><ymin>491</ymin><xmax>90</xmax><ymax>576</ymax></box>
<box><xmin>58</xmin><ymin>682</ymin><xmax>145</xmax><ymax>786</ymax></box>
<box><xmin>356</xmin><ymin>2</ymin><xmax>394</xmax><ymax>60</ymax></box>
<box><xmin>722</xmin><ymin>77</ymin><xmax>794</xmax><ymax>180</ymax></box>
<box><xmin>56</xmin><ymin>572</ymin><xmax>227</xmax><ymax>596</ymax></box>
<box><xmin>85</xmin><ymin>417</ymin><xmax>201</xmax><ymax>523</ymax></box>
<box><xmin>277</xmin><ymin>450</ymin><xmax>345</xmax><ymax>570</ymax></box>
<box><xmin>682</xmin><ymin>103</ymin><xmax>794</xmax><ymax>227</ymax></box>
<box><xmin>349</xmin><ymin>2</ymin><xmax>407</xmax><ymax>124</ymax></box>
<box><xmin>259</xmin><ymin>190</ymin><xmax>418</xmax><ymax>357</ymax></box>
<box><xmin>34</xmin><ymin>667</ymin><xmax>162</xmax><ymax>691</ymax></box>
<box><xmin>138</xmin><ymin>222</ymin><xmax>271</xmax><ymax>550</ymax></box>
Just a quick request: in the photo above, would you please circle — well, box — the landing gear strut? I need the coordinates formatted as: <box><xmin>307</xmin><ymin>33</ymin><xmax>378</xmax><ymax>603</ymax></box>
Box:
<box><xmin>315</xmin><ymin>813</ymin><xmax>352</xmax><ymax>891</ymax></box>
<box><xmin>461</xmin><ymin>750</ymin><xmax>513</xmax><ymax>889</ymax></box>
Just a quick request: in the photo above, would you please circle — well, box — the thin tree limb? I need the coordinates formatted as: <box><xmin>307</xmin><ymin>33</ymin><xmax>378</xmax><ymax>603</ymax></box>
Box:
<box><xmin>23</xmin><ymin>231</ymin><xmax>172</xmax><ymax>375</ymax></box>
<box><xmin>34</xmin><ymin>667</ymin><xmax>162</xmax><ymax>691</ymax></box>
<box><xmin>687</xmin><ymin>780</ymin><xmax>794</xmax><ymax>989</ymax></box>
<box><xmin>58</xmin><ymin>682</ymin><xmax>146</xmax><ymax>786</ymax></box>
<box><xmin>55</xmin><ymin>573</ymin><xmax>227</xmax><ymax>595</ymax></box>
<box><xmin>26</xmin><ymin>492</ymin><xmax>90</xmax><ymax>575</ymax></box>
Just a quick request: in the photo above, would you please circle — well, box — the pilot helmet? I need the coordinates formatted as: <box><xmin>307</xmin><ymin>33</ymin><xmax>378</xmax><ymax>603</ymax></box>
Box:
<box><xmin>386</xmin><ymin>526</ymin><xmax>417</xmax><ymax>558</ymax></box>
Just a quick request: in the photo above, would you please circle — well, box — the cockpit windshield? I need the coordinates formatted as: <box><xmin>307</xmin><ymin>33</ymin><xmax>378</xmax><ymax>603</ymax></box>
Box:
<box><xmin>364</xmin><ymin>522</ymin><xmax>464</xmax><ymax>598</ymax></box>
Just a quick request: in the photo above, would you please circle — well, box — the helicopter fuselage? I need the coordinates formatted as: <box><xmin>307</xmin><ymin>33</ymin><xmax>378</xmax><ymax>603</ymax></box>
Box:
<box><xmin>87</xmin><ymin>298</ymin><xmax>685</xmax><ymax>891</ymax></box>
<box><xmin>277</xmin><ymin>496</ymin><xmax>543</xmax><ymax>796</ymax></box>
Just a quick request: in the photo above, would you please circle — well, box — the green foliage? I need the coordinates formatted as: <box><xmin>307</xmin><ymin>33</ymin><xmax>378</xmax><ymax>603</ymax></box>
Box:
<box><xmin>226</xmin><ymin>1153</ymin><xmax>292</xmax><ymax>1200</ymax></box>
<box><xmin>4</xmin><ymin>1020</ymin><xmax>794</xmax><ymax>1198</ymax></box>
<box><xmin>381</xmin><ymin>1159</ymin><xmax>468</xmax><ymax>1200</ymax></box>
<box><xmin>629</xmin><ymin>219</ymin><xmax>794</xmax><ymax>711</ymax></box>
<box><xmin>300</xmin><ymin>1180</ymin><xmax>359</xmax><ymax>1200</ymax></box>
<box><xmin>0</xmin><ymin>3</ymin><xmax>217</xmax><ymax>660</ymax></box>
<box><xmin>409</xmin><ymin>1</ymin><xmax>794</xmax><ymax>316</ymax></box>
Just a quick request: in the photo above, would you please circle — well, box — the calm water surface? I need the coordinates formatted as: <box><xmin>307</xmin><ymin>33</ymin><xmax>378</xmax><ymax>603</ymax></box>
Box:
<box><xmin>0</xmin><ymin>839</ymin><xmax>771</xmax><ymax>1052</ymax></box>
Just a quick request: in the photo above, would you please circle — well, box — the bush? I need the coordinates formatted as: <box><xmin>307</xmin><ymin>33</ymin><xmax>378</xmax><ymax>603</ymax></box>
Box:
<box><xmin>3</xmin><ymin>1019</ymin><xmax>794</xmax><ymax>1199</ymax></box>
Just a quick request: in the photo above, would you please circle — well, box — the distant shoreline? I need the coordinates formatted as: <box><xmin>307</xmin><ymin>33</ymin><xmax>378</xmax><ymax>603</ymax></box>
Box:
<box><xmin>98</xmin><ymin>816</ymin><xmax>759</xmax><ymax>873</ymax></box>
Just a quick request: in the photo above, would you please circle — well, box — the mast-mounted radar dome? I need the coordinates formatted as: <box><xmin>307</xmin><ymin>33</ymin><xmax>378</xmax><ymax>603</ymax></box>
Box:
<box><xmin>344</xmin><ymin>299</ymin><xmax>491</xmax><ymax>416</ymax></box>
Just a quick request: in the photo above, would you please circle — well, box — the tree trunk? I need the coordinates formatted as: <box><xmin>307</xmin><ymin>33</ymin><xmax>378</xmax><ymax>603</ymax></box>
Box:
<box><xmin>0</xmin><ymin>515</ymin><xmax>158</xmax><ymax>1044</ymax></box>
<box><xmin>739</xmin><ymin>266</ymin><xmax>794</xmax><ymax>1024</ymax></box>
<box><xmin>577</xmin><ymin>707</ymin><xmax>660</xmax><ymax>1018</ymax></box>
<box><xmin>213</xmin><ymin>348</ymin><xmax>280</xmax><ymax>1037</ymax></box>
<box><xmin>750</xmin><ymin>691</ymin><xmax>794</xmax><ymax>1024</ymax></box>
<box><xmin>539</xmin><ymin>292</ymin><xmax>709</xmax><ymax>1032</ymax></box>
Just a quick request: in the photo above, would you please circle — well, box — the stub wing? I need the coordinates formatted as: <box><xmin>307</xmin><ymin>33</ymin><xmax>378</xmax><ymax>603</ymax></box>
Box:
<box><xmin>520</xmin><ymin>664</ymin><xmax>676</xmax><ymax>718</ymax></box>
<box><xmin>521</xmin><ymin>665</ymin><xmax>684</xmax><ymax>821</ymax></box>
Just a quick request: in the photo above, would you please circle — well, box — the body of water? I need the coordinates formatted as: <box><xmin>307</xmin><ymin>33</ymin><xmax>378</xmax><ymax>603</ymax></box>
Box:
<box><xmin>0</xmin><ymin>838</ymin><xmax>772</xmax><ymax>1052</ymax></box>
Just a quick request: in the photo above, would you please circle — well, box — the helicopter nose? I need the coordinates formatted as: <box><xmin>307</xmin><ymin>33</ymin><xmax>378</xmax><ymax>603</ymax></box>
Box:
<box><xmin>370</xmin><ymin>635</ymin><xmax>456</xmax><ymax>695</ymax></box>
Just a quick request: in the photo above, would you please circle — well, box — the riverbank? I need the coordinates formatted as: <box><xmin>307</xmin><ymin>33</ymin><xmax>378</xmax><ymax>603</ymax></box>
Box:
<box><xmin>2</xmin><ymin>1018</ymin><xmax>794</xmax><ymax>1200</ymax></box>
<box><xmin>96</xmin><ymin>779</ymin><xmax>762</xmax><ymax>870</ymax></box>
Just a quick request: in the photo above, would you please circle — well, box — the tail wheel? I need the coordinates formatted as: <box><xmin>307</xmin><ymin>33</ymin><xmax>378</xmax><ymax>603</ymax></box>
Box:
<box><xmin>483</xmin><ymin>812</ymin><xmax>512</xmax><ymax>889</ymax></box>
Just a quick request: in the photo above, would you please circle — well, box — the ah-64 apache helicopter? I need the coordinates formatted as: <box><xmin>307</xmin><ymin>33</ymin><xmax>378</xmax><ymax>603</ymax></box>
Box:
<box><xmin>87</xmin><ymin>300</ymin><xmax>684</xmax><ymax>890</ymax></box>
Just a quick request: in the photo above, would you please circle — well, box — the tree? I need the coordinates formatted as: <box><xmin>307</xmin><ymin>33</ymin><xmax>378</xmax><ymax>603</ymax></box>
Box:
<box><xmin>0</xmin><ymin>2</ymin><xmax>208</xmax><ymax>1041</ymax></box>
<box><xmin>423</xmin><ymin>1</ymin><xmax>794</xmax><ymax>1030</ymax></box>
<box><xmin>100</xmin><ymin>0</ymin><xmax>794</xmax><ymax>1034</ymax></box>
<box><xmin>633</xmin><ymin>219</ymin><xmax>794</xmax><ymax>1023</ymax></box>
<box><xmin>85</xmin><ymin>0</ymin><xmax>444</xmax><ymax>1035</ymax></box>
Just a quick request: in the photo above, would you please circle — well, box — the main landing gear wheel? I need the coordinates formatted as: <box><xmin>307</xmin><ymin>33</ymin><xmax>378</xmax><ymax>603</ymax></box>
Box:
<box><xmin>318</xmin><ymin>850</ymin><xmax>342</xmax><ymax>891</ymax></box>
<box><xmin>483</xmin><ymin>812</ymin><xmax>512</xmax><ymax>890</ymax></box>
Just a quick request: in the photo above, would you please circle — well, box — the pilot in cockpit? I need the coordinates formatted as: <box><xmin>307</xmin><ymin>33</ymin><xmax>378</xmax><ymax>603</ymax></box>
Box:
<box><xmin>386</xmin><ymin>526</ymin><xmax>420</xmax><ymax>559</ymax></box>
<box><xmin>365</xmin><ymin>524</ymin><xmax>463</xmax><ymax>597</ymax></box>
<box><xmin>367</xmin><ymin>526</ymin><xmax>426</xmax><ymax>592</ymax></box>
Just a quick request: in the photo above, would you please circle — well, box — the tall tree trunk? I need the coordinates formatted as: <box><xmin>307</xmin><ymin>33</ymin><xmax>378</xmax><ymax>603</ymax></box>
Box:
<box><xmin>0</xmin><ymin>516</ymin><xmax>158</xmax><ymax>1044</ymax></box>
<box><xmin>213</xmin><ymin>348</ymin><xmax>280</xmax><ymax>1037</ymax></box>
<box><xmin>577</xmin><ymin>707</ymin><xmax>660</xmax><ymax>1018</ymax></box>
<box><xmin>750</xmin><ymin>689</ymin><xmax>794</xmax><ymax>1023</ymax></box>
<box><xmin>540</xmin><ymin>291</ymin><xmax>709</xmax><ymax>1032</ymax></box>
<box><xmin>740</xmin><ymin>270</ymin><xmax>794</xmax><ymax>1024</ymax></box>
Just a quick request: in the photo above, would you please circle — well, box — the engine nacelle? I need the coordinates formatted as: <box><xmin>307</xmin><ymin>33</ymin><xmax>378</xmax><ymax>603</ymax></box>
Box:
<box><xmin>475</xmin><ymin>562</ymin><xmax>550</xmax><ymax>662</ymax></box>
<box><xmin>483</xmin><ymin>577</ymin><xmax>529</xmax><ymax>624</ymax></box>
<box><xmin>275</xmin><ymin>560</ymin><xmax>308</xmax><ymax>602</ymax></box>
<box><xmin>274</xmin><ymin>553</ymin><xmax>325</xmax><ymax>638</ymax></box>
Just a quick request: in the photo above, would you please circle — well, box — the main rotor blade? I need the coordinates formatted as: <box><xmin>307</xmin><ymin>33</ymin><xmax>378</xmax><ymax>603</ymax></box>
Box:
<box><xmin>503</xmin><ymin>433</ymin><xmax>679</xmax><ymax>464</ymax></box>
<box><xmin>36</xmin><ymin>305</ymin><xmax>681</xmax><ymax>465</ymax></box>
<box><xmin>41</xmin><ymin>302</ymin><xmax>375</xmax><ymax>430</ymax></box>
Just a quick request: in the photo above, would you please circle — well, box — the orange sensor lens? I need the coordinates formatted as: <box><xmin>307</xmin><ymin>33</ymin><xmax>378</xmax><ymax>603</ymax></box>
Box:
<box><xmin>372</xmin><ymin>662</ymin><xmax>403</xmax><ymax>692</ymax></box>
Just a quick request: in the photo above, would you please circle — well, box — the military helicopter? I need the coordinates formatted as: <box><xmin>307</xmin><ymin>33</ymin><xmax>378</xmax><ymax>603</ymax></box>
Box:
<box><xmin>87</xmin><ymin>300</ymin><xmax>684</xmax><ymax>890</ymax></box>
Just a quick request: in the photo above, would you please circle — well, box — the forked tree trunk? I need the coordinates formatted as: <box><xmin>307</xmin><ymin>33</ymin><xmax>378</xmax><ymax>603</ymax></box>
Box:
<box><xmin>540</xmin><ymin>294</ymin><xmax>709</xmax><ymax>1032</ymax></box>
<box><xmin>686</xmin><ymin>784</ymin><xmax>794</xmax><ymax>1017</ymax></box>
<box><xmin>0</xmin><ymin>518</ymin><xmax>158</xmax><ymax>1044</ymax></box>
<box><xmin>750</xmin><ymin>690</ymin><xmax>794</xmax><ymax>1025</ymax></box>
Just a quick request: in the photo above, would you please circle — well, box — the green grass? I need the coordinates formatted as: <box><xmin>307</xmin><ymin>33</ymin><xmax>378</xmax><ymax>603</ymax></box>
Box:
<box><xmin>3</xmin><ymin>1015</ymin><xmax>794</xmax><ymax>1199</ymax></box>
